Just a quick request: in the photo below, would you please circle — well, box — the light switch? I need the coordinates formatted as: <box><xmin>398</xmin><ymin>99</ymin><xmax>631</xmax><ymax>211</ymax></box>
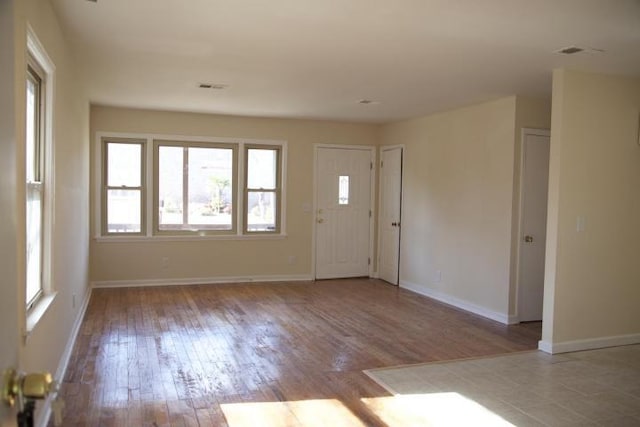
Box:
<box><xmin>576</xmin><ymin>216</ymin><xmax>586</xmax><ymax>232</ymax></box>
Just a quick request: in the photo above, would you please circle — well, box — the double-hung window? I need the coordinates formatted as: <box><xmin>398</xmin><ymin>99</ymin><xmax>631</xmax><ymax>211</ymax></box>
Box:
<box><xmin>25</xmin><ymin>59</ymin><xmax>45</xmax><ymax>308</ymax></box>
<box><xmin>99</xmin><ymin>135</ymin><xmax>285</xmax><ymax>238</ymax></box>
<box><xmin>102</xmin><ymin>139</ymin><xmax>145</xmax><ymax>234</ymax></box>
<box><xmin>244</xmin><ymin>145</ymin><xmax>281</xmax><ymax>233</ymax></box>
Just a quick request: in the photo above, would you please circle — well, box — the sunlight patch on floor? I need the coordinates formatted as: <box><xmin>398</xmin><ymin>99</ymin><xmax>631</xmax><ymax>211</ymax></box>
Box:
<box><xmin>221</xmin><ymin>398</ymin><xmax>366</xmax><ymax>427</ymax></box>
<box><xmin>362</xmin><ymin>392</ymin><xmax>515</xmax><ymax>427</ymax></box>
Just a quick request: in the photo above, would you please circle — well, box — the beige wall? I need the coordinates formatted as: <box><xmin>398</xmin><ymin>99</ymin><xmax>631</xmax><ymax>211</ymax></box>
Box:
<box><xmin>380</xmin><ymin>97</ymin><xmax>521</xmax><ymax>320</ymax></box>
<box><xmin>543</xmin><ymin>69</ymin><xmax>640</xmax><ymax>349</ymax></box>
<box><xmin>0</xmin><ymin>0</ymin><xmax>91</xmax><ymax>425</ymax></box>
<box><xmin>90</xmin><ymin>106</ymin><xmax>378</xmax><ymax>283</ymax></box>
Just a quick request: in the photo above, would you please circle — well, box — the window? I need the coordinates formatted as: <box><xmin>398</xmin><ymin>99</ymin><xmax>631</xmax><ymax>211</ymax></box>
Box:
<box><xmin>338</xmin><ymin>175</ymin><xmax>350</xmax><ymax>205</ymax></box>
<box><xmin>25</xmin><ymin>60</ymin><xmax>44</xmax><ymax>307</ymax></box>
<box><xmin>97</xmin><ymin>134</ymin><xmax>285</xmax><ymax>238</ymax></box>
<box><xmin>155</xmin><ymin>141</ymin><xmax>237</xmax><ymax>234</ymax></box>
<box><xmin>102</xmin><ymin>139</ymin><xmax>145</xmax><ymax>234</ymax></box>
<box><xmin>245</xmin><ymin>146</ymin><xmax>282</xmax><ymax>233</ymax></box>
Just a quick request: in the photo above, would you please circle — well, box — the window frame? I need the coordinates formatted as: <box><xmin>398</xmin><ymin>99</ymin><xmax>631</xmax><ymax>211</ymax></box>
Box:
<box><xmin>25</xmin><ymin>25</ymin><xmax>57</xmax><ymax>333</ymax></box>
<box><xmin>25</xmin><ymin>57</ymin><xmax>45</xmax><ymax>309</ymax></box>
<box><xmin>95</xmin><ymin>132</ymin><xmax>287</xmax><ymax>241</ymax></box>
<box><xmin>243</xmin><ymin>144</ymin><xmax>282</xmax><ymax>234</ymax></box>
<box><xmin>152</xmin><ymin>139</ymin><xmax>238</xmax><ymax>236</ymax></box>
<box><xmin>101</xmin><ymin>137</ymin><xmax>146</xmax><ymax>236</ymax></box>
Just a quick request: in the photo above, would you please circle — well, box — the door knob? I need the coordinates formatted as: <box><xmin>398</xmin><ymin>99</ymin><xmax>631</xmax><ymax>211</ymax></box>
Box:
<box><xmin>3</xmin><ymin>368</ymin><xmax>54</xmax><ymax>406</ymax></box>
<box><xmin>524</xmin><ymin>235</ymin><xmax>533</xmax><ymax>243</ymax></box>
<box><xmin>317</xmin><ymin>218</ymin><xmax>324</xmax><ymax>224</ymax></box>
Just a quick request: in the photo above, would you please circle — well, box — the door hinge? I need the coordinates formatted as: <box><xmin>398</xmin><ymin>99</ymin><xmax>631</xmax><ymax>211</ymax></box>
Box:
<box><xmin>368</xmin><ymin>257</ymin><xmax>371</xmax><ymax>265</ymax></box>
<box><xmin>370</xmin><ymin>162</ymin><xmax>373</xmax><ymax>170</ymax></box>
<box><xmin>369</xmin><ymin>210</ymin><xmax>372</xmax><ymax>218</ymax></box>
<box><xmin>381</xmin><ymin>161</ymin><xmax>384</xmax><ymax>168</ymax></box>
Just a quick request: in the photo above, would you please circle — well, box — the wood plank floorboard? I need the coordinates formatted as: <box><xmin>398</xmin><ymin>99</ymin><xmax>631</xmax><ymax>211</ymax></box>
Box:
<box><xmin>55</xmin><ymin>278</ymin><xmax>541</xmax><ymax>426</ymax></box>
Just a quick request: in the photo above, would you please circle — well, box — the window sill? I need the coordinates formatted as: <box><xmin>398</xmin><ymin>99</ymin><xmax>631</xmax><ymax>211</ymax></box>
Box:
<box><xmin>93</xmin><ymin>233</ymin><xmax>288</xmax><ymax>243</ymax></box>
<box><xmin>25</xmin><ymin>292</ymin><xmax>57</xmax><ymax>337</ymax></box>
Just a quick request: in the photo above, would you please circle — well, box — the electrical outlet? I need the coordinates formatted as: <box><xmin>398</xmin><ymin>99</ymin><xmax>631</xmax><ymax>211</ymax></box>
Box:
<box><xmin>435</xmin><ymin>270</ymin><xmax>442</xmax><ymax>283</ymax></box>
<box><xmin>162</xmin><ymin>257</ymin><xmax>169</xmax><ymax>268</ymax></box>
<box><xmin>288</xmin><ymin>255</ymin><xmax>297</xmax><ymax>265</ymax></box>
<box><xmin>72</xmin><ymin>294</ymin><xmax>77</xmax><ymax>308</ymax></box>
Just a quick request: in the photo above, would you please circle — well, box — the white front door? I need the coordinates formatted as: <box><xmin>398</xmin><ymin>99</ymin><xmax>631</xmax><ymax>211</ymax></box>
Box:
<box><xmin>315</xmin><ymin>146</ymin><xmax>372</xmax><ymax>279</ymax></box>
<box><xmin>379</xmin><ymin>146</ymin><xmax>403</xmax><ymax>285</ymax></box>
<box><xmin>517</xmin><ymin>129</ymin><xmax>550</xmax><ymax>322</ymax></box>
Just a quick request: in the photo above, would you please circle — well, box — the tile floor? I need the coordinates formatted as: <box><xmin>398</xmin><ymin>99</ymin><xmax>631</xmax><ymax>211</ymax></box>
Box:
<box><xmin>365</xmin><ymin>344</ymin><xmax>640</xmax><ymax>426</ymax></box>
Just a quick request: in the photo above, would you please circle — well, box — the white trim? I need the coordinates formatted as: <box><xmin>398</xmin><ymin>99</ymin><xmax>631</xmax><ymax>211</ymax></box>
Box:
<box><xmin>92</xmin><ymin>274</ymin><xmax>314</xmax><ymax>289</ymax></box>
<box><xmin>400</xmin><ymin>279</ymin><xmax>510</xmax><ymax>324</ymax></box>
<box><xmin>538</xmin><ymin>333</ymin><xmax>640</xmax><ymax>354</ymax></box>
<box><xmin>513</xmin><ymin>128</ymin><xmax>550</xmax><ymax>321</ymax></box>
<box><xmin>38</xmin><ymin>287</ymin><xmax>92</xmax><ymax>427</ymax></box>
<box><xmin>506</xmin><ymin>314</ymin><xmax>520</xmax><ymax>325</ymax></box>
<box><xmin>94</xmin><ymin>131</ymin><xmax>287</xmax><ymax>239</ymax></box>
<box><xmin>94</xmin><ymin>233</ymin><xmax>288</xmax><ymax>243</ymax></box>
<box><xmin>26</xmin><ymin>26</ymin><xmax>56</xmax><ymax>330</ymax></box>
<box><xmin>377</xmin><ymin>144</ymin><xmax>405</xmax><ymax>286</ymax></box>
<box><xmin>312</xmin><ymin>144</ymin><xmax>376</xmax><ymax>280</ymax></box>
<box><xmin>25</xmin><ymin>292</ymin><xmax>57</xmax><ymax>336</ymax></box>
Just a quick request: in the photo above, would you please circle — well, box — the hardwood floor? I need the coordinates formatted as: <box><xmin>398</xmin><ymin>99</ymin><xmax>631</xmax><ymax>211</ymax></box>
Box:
<box><xmin>57</xmin><ymin>278</ymin><xmax>541</xmax><ymax>426</ymax></box>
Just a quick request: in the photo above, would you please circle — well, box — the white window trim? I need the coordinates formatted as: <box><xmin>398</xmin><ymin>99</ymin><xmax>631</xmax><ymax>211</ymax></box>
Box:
<box><xmin>94</xmin><ymin>131</ymin><xmax>288</xmax><ymax>241</ymax></box>
<box><xmin>25</xmin><ymin>25</ymin><xmax>57</xmax><ymax>335</ymax></box>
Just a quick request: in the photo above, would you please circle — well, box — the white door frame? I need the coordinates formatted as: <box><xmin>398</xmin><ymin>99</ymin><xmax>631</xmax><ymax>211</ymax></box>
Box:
<box><xmin>514</xmin><ymin>128</ymin><xmax>550</xmax><ymax>322</ymax></box>
<box><xmin>312</xmin><ymin>144</ymin><xmax>376</xmax><ymax>280</ymax></box>
<box><xmin>377</xmin><ymin>144</ymin><xmax>405</xmax><ymax>284</ymax></box>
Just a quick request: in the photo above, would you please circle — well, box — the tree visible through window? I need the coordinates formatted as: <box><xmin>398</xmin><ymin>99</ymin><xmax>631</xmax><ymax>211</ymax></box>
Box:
<box><xmin>156</xmin><ymin>142</ymin><xmax>236</xmax><ymax>233</ymax></box>
<box><xmin>99</xmin><ymin>136</ymin><xmax>284</xmax><ymax>237</ymax></box>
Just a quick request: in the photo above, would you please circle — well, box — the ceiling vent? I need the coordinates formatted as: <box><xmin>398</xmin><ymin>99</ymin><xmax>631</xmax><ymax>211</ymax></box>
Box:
<box><xmin>358</xmin><ymin>99</ymin><xmax>380</xmax><ymax>105</ymax></box>
<box><xmin>556</xmin><ymin>46</ymin><xmax>585</xmax><ymax>55</ymax></box>
<box><xmin>198</xmin><ymin>83</ymin><xmax>229</xmax><ymax>90</ymax></box>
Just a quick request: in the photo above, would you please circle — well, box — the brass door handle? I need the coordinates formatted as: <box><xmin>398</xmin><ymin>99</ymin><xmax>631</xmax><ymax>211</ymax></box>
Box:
<box><xmin>524</xmin><ymin>235</ymin><xmax>533</xmax><ymax>243</ymax></box>
<box><xmin>317</xmin><ymin>218</ymin><xmax>324</xmax><ymax>224</ymax></box>
<box><xmin>2</xmin><ymin>368</ymin><xmax>54</xmax><ymax>407</ymax></box>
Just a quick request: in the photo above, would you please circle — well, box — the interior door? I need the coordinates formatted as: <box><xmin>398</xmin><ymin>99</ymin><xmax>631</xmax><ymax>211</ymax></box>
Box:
<box><xmin>315</xmin><ymin>147</ymin><xmax>372</xmax><ymax>279</ymax></box>
<box><xmin>0</xmin><ymin>0</ymin><xmax>20</xmax><ymax>423</ymax></box>
<box><xmin>517</xmin><ymin>130</ymin><xmax>550</xmax><ymax>322</ymax></box>
<box><xmin>379</xmin><ymin>147</ymin><xmax>403</xmax><ymax>285</ymax></box>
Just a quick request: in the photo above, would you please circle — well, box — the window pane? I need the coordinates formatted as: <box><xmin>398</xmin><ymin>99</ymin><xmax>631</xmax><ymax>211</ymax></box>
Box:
<box><xmin>158</xmin><ymin>146</ymin><xmax>184</xmax><ymax>227</ymax></box>
<box><xmin>187</xmin><ymin>147</ymin><xmax>233</xmax><ymax>230</ymax></box>
<box><xmin>247</xmin><ymin>191</ymin><xmax>276</xmax><ymax>231</ymax></box>
<box><xmin>158</xmin><ymin>145</ymin><xmax>234</xmax><ymax>231</ymax></box>
<box><xmin>26</xmin><ymin>184</ymin><xmax>42</xmax><ymax>304</ymax></box>
<box><xmin>107</xmin><ymin>142</ymin><xmax>141</xmax><ymax>187</ymax></box>
<box><xmin>338</xmin><ymin>175</ymin><xmax>349</xmax><ymax>205</ymax></box>
<box><xmin>107</xmin><ymin>189</ymin><xmax>141</xmax><ymax>233</ymax></box>
<box><xmin>247</xmin><ymin>148</ymin><xmax>277</xmax><ymax>189</ymax></box>
<box><xmin>26</xmin><ymin>77</ymin><xmax>38</xmax><ymax>182</ymax></box>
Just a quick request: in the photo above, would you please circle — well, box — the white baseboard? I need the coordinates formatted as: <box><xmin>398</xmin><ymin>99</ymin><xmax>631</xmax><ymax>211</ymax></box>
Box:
<box><xmin>92</xmin><ymin>274</ymin><xmax>314</xmax><ymax>288</ymax></box>
<box><xmin>400</xmin><ymin>279</ymin><xmax>510</xmax><ymax>325</ymax></box>
<box><xmin>38</xmin><ymin>286</ymin><xmax>92</xmax><ymax>427</ymax></box>
<box><xmin>538</xmin><ymin>333</ymin><xmax>640</xmax><ymax>354</ymax></box>
<box><xmin>507</xmin><ymin>314</ymin><xmax>521</xmax><ymax>325</ymax></box>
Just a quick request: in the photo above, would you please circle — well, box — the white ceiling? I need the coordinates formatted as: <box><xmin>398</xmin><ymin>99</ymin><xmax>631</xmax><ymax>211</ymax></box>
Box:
<box><xmin>50</xmin><ymin>0</ymin><xmax>640</xmax><ymax>123</ymax></box>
